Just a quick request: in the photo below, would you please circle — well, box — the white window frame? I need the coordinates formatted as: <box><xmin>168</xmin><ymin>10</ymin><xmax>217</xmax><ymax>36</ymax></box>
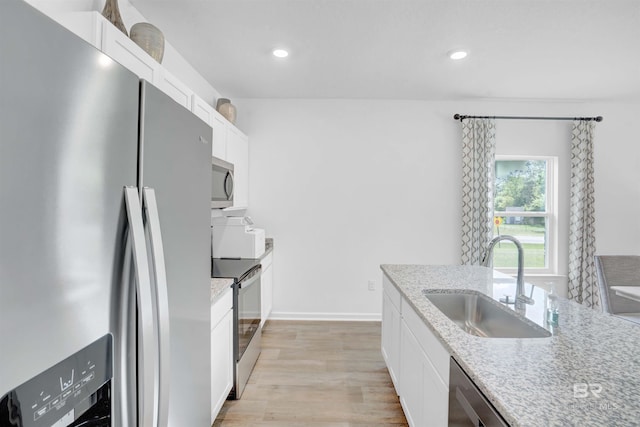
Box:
<box><xmin>493</xmin><ymin>155</ymin><xmax>558</xmax><ymax>275</ymax></box>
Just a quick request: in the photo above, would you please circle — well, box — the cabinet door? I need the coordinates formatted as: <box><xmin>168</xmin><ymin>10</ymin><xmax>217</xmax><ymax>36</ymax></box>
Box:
<box><xmin>422</xmin><ymin>357</ymin><xmax>449</xmax><ymax>427</ymax></box>
<box><xmin>102</xmin><ymin>22</ymin><xmax>160</xmax><ymax>83</ymax></box>
<box><xmin>381</xmin><ymin>290</ymin><xmax>401</xmax><ymax>392</ymax></box>
<box><xmin>400</xmin><ymin>320</ymin><xmax>424</xmax><ymax>427</ymax></box>
<box><xmin>192</xmin><ymin>94</ymin><xmax>215</xmax><ymax>125</ymax></box>
<box><xmin>157</xmin><ymin>69</ymin><xmax>193</xmax><ymax>110</ymax></box>
<box><xmin>261</xmin><ymin>252</ymin><xmax>273</xmax><ymax>328</ymax></box>
<box><xmin>400</xmin><ymin>306</ymin><xmax>449</xmax><ymax>427</ymax></box>
<box><xmin>52</xmin><ymin>11</ymin><xmax>103</xmax><ymax>48</ymax></box>
<box><xmin>226</xmin><ymin>126</ymin><xmax>249</xmax><ymax>208</ymax></box>
<box><xmin>210</xmin><ymin>308</ymin><xmax>233</xmax><ymax>423</ymax></box>
<box><xmin>211</xmin><ymin>112</ymin><xmax>228</xmax><ymax>160</ymax></box>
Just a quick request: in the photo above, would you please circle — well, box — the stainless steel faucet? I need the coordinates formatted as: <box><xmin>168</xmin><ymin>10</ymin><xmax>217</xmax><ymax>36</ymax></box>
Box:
<box><xmin>481</xmin><ymin>235</ymin><xmax>535</xmax><ymax>311</ymax></box>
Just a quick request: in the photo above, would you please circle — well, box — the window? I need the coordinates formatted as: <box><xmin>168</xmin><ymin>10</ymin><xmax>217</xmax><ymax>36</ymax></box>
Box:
<box><xmin>492</xmin><ymin>156</ymin><xmax>556</xmax><ymax>274</ymax></box>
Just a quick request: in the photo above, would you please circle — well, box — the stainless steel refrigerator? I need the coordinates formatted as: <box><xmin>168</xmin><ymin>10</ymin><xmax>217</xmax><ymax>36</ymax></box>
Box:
<box><xmin>0</xmin><ymin>1</ymin><xmax>212</xmax><ymax>426</ymax></box>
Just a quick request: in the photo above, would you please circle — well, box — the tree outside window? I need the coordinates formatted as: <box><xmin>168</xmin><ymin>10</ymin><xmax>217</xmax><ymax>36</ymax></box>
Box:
<box><xmin>492</xmin><ymin>158</ymin><xmax>555</xmax><ymax>272</ymax></box>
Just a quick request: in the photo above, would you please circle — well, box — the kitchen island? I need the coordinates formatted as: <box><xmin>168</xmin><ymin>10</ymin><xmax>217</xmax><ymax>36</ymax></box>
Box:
<box><xmin>381</xmin><ymin>264</ymin><xmax>640</xmax><ymax>426</ymax></box>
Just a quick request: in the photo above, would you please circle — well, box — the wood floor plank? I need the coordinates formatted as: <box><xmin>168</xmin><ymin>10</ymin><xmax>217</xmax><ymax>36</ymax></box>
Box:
<box><xmin>213</xmin><ymin>320</ymin><xmax>408</xmax><ymax>426</ymax></box>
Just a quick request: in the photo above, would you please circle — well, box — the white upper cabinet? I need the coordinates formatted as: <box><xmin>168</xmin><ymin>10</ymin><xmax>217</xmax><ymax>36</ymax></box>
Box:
<box><xmin>101</xmin><ymin>19</ymin><xmax>161</xmax><ymax>84</ymax></box>
<box><xmin>51</xmin><ymin>11</ymin><xmax>251</xmax><ymax>207</ymax></box>
<box><xmin>192</xmin><ymin>93</ymin><xmax>216</xmax><ymax>125</ymax></box>
<box><xmin>211</xmin><ymin>112</ymin><xmax>228</xmax><ymax>160</ymax></box>
<box><xmin>51</xmin><ymin>12</ymin><xmax>102</xmax><ymax>48</ymax></box>
<box><xmin>225</xmin><ymin>126</ymin><xmax>249</xmax><ymax>208</ymax></box>
<box><xmin>210</xmin><ymin>110</ymin><xmax>249</xmax><ymax>209</ymax></box>
<box><xmin>157</xmin><ymin>68</ymin><xmax>194</xmax><ymax>109</ymax></box>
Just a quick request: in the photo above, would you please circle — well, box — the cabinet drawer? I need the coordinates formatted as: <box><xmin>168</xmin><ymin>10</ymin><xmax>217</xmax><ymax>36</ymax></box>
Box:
<box><xmin>211</xmin><ymin>288</ymin><xmax>232</xmax><ymax>329</ymax></box>
<box><xmin>383</xmin><ymin>275</ymin><xmax>402</xmax><ymax>312</ymax></box>
<box><xmin>402</xmin><ymin>298</ymin><xmax>450</xmax><ymax>387</ymax></box>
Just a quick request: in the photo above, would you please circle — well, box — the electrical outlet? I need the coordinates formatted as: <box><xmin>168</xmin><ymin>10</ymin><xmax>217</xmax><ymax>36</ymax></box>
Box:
<box><xmin>368</xmin><ymin>280</ymin><xmax>376</xmax><ymax>291</ymax></box>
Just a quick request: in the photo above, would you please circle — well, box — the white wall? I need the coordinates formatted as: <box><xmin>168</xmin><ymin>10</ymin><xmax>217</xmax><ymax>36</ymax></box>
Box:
<box><xmin>235</xmin><ymin>98</ymin><xmax>640</xmax><ymax>318</ymax></box>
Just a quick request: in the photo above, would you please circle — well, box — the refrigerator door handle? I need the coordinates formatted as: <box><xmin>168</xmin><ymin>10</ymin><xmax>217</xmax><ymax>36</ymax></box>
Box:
<box><xmin>124</xmin><ymin>186</ymin><xmax>157</xmax><ymax>427</ymax></box>
<box><xmin>142</xmin><ymin>187</ymin><xmax>171</xmax><ymax>427</ymax></box>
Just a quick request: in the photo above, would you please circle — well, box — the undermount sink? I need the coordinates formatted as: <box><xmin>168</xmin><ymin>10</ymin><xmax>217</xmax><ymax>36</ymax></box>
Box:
<box><xmin>424</xmin><ymin>291</ymin><xmax>551</xmax><ymax>338</ymax></box>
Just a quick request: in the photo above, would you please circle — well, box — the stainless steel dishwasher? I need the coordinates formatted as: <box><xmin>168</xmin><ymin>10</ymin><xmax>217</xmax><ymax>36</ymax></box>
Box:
<box><xmin>449</xmin><ymin>357</ymin><xmax>509</xmax><ymax>426</ymax></box>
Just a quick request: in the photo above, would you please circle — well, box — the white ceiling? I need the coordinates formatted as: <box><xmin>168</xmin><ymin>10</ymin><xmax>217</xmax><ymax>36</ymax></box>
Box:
<box><xmin>130</xmin><ymin>0</ymin><xmax>640</xmax><ymax>101</ymax></box>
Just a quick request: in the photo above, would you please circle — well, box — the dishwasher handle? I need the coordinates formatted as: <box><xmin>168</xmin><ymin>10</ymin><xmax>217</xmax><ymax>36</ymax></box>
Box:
<box><xmin>449</xmin><ymin>358</ymin><xmax>508</xmax><ymax>427</ymax></box>
<box><xmin>455</xmin><ymin>387</ymin><xmax>484</xmax><ymax>427</ymax></box>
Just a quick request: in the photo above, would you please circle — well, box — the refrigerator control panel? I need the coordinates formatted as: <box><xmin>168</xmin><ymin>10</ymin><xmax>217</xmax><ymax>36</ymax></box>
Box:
<box><xmin>0</xmin><ymin>334</ymin><xmax>112</xmax><ymax>427</ymax></box>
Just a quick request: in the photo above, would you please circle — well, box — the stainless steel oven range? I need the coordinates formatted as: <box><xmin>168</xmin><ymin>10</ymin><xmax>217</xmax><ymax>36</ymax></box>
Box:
<box><xmin>212</xmin><ymin>258</ymin><xmax>262</xmax><ymax>399</ymax></box>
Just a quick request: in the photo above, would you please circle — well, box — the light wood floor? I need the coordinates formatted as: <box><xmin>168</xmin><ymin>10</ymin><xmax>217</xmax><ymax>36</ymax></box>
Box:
<box><xmin>213</xmin><ymin>320</ymin><xmax>408</xmax><ymax>427</ymax></box>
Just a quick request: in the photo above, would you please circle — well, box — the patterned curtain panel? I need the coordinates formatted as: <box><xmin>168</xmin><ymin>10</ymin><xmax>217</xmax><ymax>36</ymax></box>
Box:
<box><xmin>461</xmin><ymin>119</ymin><xmax>496</xmax><ymax>265</ymax></box>
<box><xmin>568</xmin><ymin>120</ymin><xmax>599</xmax><ymax>308</ymax></box>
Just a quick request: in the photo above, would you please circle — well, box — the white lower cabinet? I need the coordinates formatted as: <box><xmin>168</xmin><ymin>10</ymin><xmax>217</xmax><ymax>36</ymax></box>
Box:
<box><xmin>382</xmin><ymin>278</ymin><xmax>401</xmax><ymax>391</ymax></box>
<box><xmin>382</xmin><ymin>274</ymin><xmax>449</xmax><ymax>427</ymax></box>
<box><xmin>261</xmin><ymin>251</ymin><xmax>273</xmax><ymax>328</ymax></box>
<box><xmin>210</xmin><ymin>288</ymin><xmax>233</xmax><ymax>424</ymax></box>
<box><xmin>399</xmin><ymin>318</ymin><xmax>448</xmax><ymax>427</ymax></box>
<box><xmin>399</xmin><ymin>321</ymin><xmax>425</xmax><ymax>426</ymax></box>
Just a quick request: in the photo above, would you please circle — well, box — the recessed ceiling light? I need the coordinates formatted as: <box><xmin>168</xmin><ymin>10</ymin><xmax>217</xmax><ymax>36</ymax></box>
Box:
<box><xmin>273</xmin><ymin>49</ymin><xmax>289</xmax><ymax>58</ymax></box>
<box><xmin>449</xmin><ymin>50</ymin><xmax>468</xmax><ymax>60</ymax></box>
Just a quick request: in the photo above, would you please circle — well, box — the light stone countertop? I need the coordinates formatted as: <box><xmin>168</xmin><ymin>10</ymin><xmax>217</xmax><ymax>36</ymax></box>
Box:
<box><xmin>381</xmin><ymin>264</ymin><xmax>640</xmax><ymax>427</ymax></box>
<box><xmin>211</xmin><ymin>278</ymin><xmax>233</xmax><ymax>303</ymax></box>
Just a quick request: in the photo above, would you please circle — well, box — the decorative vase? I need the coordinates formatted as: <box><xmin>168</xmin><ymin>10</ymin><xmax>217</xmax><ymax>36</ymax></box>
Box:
<box><xmin>216</xmin><ymin>98</ymin><xmax>237</xmax><ymax>124</ymax></box>
<box><xmin>101</xmin><ymin>0</ymin><xmax>127</xmax><ymax>36</ymax></box>
<box><xmin>130</xmin><ymin>23</ymin><xmax>165</xmax><ymax>63</ymax></box>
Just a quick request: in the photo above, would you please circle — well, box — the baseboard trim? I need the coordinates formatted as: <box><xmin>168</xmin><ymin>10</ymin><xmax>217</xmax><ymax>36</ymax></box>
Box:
<box><xmin>269</xmin><ymin>311</ymin><xmax>382</xmax><ymax>322</ymax></box>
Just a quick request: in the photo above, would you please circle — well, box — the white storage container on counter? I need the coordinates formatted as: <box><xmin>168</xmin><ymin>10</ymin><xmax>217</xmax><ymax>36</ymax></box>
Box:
<box><xmin>211</xmin><ymin>216</ymin><xmax>265</xmax><ymax>258</ymax></box>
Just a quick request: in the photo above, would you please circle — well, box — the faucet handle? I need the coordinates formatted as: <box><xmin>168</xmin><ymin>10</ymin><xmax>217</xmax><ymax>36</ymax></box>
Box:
<box><xmin>500</xmin><ymin>295</ymin><xmax>515</xmax><ymax>305</ymax></box>
<box><xmin>516</xmin><ymin>294</ymin><xmax>535</xmax><ymax>305</ymax></box>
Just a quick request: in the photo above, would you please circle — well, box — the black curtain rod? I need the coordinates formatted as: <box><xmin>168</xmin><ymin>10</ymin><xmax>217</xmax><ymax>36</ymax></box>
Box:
<box><xmin>453</xmin><ymin>114</ymin><xmax>603</xmax><ymax>122</ymax></box>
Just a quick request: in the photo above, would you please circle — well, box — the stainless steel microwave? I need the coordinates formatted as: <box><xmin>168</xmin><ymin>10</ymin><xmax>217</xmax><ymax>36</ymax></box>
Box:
<box><xmin>211</xmin><ymin>156</ymin><xmax>234</xmax><ymax>208</ymax></box>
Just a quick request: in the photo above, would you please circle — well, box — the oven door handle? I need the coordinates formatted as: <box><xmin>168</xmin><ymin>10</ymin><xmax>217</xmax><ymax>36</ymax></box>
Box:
<box><xmin>238</xmin><ymin>267</ymin><xmax>261</xmax><ymax>289</ymax></box>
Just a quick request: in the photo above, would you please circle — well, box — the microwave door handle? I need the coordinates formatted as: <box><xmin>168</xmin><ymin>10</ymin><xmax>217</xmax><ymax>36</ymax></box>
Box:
<box><xmin>142</xmin><ymin>187</ymin><xmax>170</xmax><ymax>427</ymax></box>
<box><xmin>224</xmin><ymin>170</ymin><xmax>234</xmax><ymax>200</ymax></box>
<box><xmin>123</xmin><ymin>186</ymin><xmax>157</xmax><ymax>427</ymax></box>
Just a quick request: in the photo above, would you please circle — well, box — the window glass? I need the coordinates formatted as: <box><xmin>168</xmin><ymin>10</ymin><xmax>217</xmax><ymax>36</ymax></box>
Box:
<box><xmin>494</xmin><ymin>160</ymin><xmax>546</xmax><ymax>212</ymax></box>
<box><xmin>492</xmin><ymin>216</ymin><xmax>547</xmax><ymax>268</ymax></box>
<box><xmin>493</xmin><ymin>159</ymin><xmax>552</xmax><ymax>272</ymax></box>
